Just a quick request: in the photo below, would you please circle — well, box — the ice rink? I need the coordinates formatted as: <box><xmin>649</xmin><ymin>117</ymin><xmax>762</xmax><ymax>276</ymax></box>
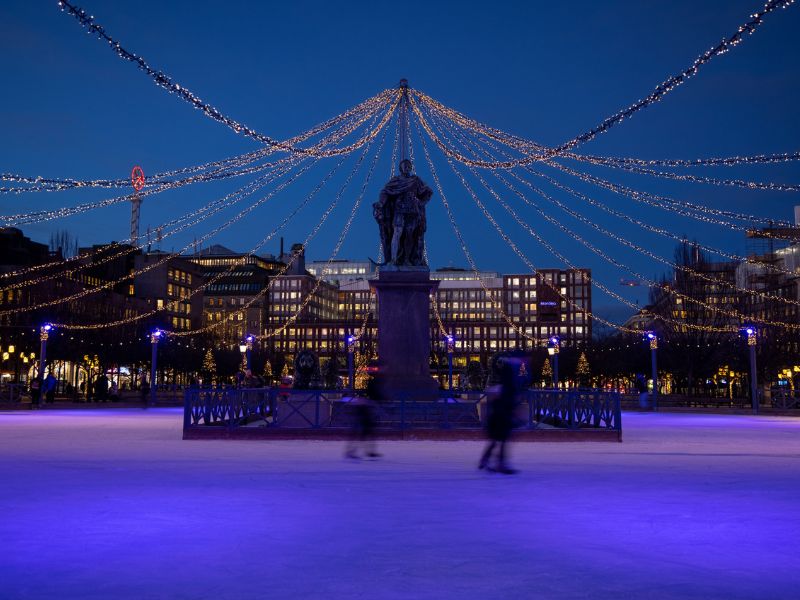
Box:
<box><xmin>1</xmin><ymin>408</ymin><xmax>798</xmax><ymax>599</ymax></box>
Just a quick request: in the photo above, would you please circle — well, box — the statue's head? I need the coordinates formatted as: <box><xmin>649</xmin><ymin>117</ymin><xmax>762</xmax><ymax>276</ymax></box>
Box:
<box><xmin>399</xmin><ymin>159</ymin><xmax>413</xmax><ymax>177</ymax></box>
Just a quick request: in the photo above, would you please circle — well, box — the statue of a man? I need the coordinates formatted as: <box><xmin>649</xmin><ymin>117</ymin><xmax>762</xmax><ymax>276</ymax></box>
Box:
<box><xmin>374</xmin><ymin>159</ymin><xmax>433</xmax><ymax>267</ymax></box>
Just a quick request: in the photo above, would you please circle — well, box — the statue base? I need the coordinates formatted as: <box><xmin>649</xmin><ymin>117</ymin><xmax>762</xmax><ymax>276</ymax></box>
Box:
<box><xmin>370</xmin><ymin>269</ymin><xmax>440</xmax><ymax>402</ymax></box>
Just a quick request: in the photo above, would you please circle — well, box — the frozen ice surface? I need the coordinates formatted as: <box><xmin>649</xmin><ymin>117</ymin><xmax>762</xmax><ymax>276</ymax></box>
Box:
<box><xmin>1</xmin><ymin>409</ymin><xmax>798</xmax><ymax>600</ymax></box>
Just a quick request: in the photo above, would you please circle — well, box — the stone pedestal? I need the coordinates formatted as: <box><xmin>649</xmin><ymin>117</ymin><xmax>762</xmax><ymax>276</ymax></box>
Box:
<box><xmin>370</xmin><ymin>269</ymin><xmax>440</xmax><ymax>402</ymax></box>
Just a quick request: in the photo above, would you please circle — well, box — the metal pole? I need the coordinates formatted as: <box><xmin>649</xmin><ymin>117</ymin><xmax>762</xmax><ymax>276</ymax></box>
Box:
<box><xmin>38</xmin><ymin>326</ymin><xmax>49</xmax><ymax>380</ymax></box>
<box><xmin>150</xmin><ymin>331</ymin><xmax>160</xmax><ymax>406</ymax></box>
<box><xmin>749</xmin><ymin>343</ymin><xmax>758</xmax><ymax>415</ymax></box>
<box><xmin>553</xmin><ymin>353</ymin><xmax>559</xmax><ymax>388</ymax></box>
<box><xmin>651</xmin><ymin>341</ymin><xmax>659</xmax><ymax>412</ymax></box>
<box><xmin>347</xmin><ymin>335</ymin><xmax>355</xmax><ymax>389</ymax></box>
<box><xmin>398</xmin><ymin>79</ymin><xmax>409</xmax><ymax>163</ymax></box>
<box><xmin>447</xmin><ymin>335</ymin><xmax>454</xmax><ymax>392</ymax></box>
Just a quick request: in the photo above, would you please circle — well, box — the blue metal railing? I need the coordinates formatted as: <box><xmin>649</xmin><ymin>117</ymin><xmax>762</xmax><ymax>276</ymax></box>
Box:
<box><xmin>183</xmin><ymin>387</ymin><xmax>622</xmax><ymax>433</ymax></box>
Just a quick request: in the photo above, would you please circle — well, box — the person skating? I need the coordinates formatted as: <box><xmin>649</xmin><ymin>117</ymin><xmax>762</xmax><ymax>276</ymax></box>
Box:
<box><xmin>479</xmin><ymin>358</ymin><xmax>518</xmax><ymax>474</ymax></box>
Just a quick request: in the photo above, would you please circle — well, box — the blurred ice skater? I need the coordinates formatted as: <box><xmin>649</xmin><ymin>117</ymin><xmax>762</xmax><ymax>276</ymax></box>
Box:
<box><xmin>479</xmin><ymin>358</ymin><xmax>518</xmax><ymax>474</ymax></box>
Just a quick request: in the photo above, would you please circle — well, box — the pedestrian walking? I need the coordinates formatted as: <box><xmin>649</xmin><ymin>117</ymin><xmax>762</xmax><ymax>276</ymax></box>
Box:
<box><xmin>345</xmin><ymin>361</ymin><xmax>383</xmax><ymax>459</ymax></box>
<box><xmin>95</xmin><ymin>373</ymin><xmax>109</xmax><ymax>402</ymax></box>
<box><xmin>478</xmin><ymin>358</ymin><xmax>518</xmax><ymax>474</ymax></box>
<box><xmin>139</xmin><ymin>372</ymin><xmax>149</xmax><ymax>405</ymax></box>
<box><xmin>345</xmin><ymin>396</ymin><xmax>381</xmax><ymax>459</ymax></box>
<box><xmin>30</xmin><ymin>376</ymin><xmax>43</xmax><ymax>408</ymax></box>
<box><xmin>43</xmin><ymin>372</ymin><xmax>57</xmax><ymax>404</ymax></box>
<box><xmin>636</xmin><ymin>374</ymin><xmax>649</xmax><ymax>409</ymax></box>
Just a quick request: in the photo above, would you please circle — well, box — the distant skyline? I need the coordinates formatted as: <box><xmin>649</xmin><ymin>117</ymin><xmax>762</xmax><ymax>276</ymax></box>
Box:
<box><xmin>2</xmin><ymin>1</ymin><xmax>799</xmax><ymax>324</ymax></box>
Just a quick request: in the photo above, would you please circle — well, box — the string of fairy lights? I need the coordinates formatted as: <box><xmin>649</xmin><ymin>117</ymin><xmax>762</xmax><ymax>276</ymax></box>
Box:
<box><xmin>0</xmin><ymin>91</ymin><xmax>393</xmax><ymax>194</ymax></box>
<box><xmin>0</xmin><ymin>99</ymin><xmax>394</xmax><ymax>292</ymax></box>
<box><xmin>258</xmin><ymin>119</ymin><xmax>391</xmax><ymax>341</ymax></box>
<box><xmin>51</xmin><ymin>147</ymin><xmax>358</xmax><ymax>332</ymax></box>
<box><xmin>413</xmin><ymin>100</ymin><xmax>650</xmax><ymax>335</ymax></box>
<box><xmin>412</xmin><ymin>1</ymin><xmax>797</xmax><ymax>170</ymax></box>
<box><xmin>0</xmin><ymin>98</ymin><xmax>401</xmax><ymax>317</ymax></box>
<box><xmin>414</xmin><ymin>92</ymin><xmax>791</xmax><ymax>230</ymax></box>
<box><xmin>568</xmin><ymin>151</ymin><xmax>800</xmax><ymax>168</ymax></box>
<box><xmin>421</xmin><ymin>99</ymin><xmax>800</xmax><ymax>334</ymax></box>
<box><xmin>414</xmin><ymin>95</ymin><xmax>800</xmax><ymax>282</ymax></box>
<box><xmin>170</xmin><ymin>116</ymin><xmax>391</xmax><ymax>340</ymax></box>
<box><xmin>0</xmin><ymin>158</ymin><xmax>319</xmax><ymax>318</ymax></box>
<box><xmin>424</xmin><ymin>101</ymin><xmax>800</xmax><ymax>313</ymax></box>
<box><xmin>422</xmin><ymin>105</ymin><xmax>742</xmax><ymax>333</ymax></box>
<box><xmin>1</xmin><ymin>0</ymin><xmax>798</xmax><ymax>360</ymax></box>
<box><xmin>56</xmin><ymin>0</ymin><xmax>402</xmax><ymax>157</ymax></box>
<box><xmin>2</xmin><ymin>94</ymin><xmax>396</xmax><ymax>227</ymax></box>
<box><xmin>561</xmin><ymin>154</ymin><xmax>800</xmax><ymax>192</ymax></box>
<box><xmin>533</xmin><ymin>165</ymin><xmax>800</xmax><ymax>278</ymax></box>
<box><xmin>45</xmin><ymin>97</ymin><xmax>397</xmax><ymax>331</ymax></box>
<box><xmin>545</xmin><ymin>162</ymin><xmax>800</xmax><ymax>240</ymax></box>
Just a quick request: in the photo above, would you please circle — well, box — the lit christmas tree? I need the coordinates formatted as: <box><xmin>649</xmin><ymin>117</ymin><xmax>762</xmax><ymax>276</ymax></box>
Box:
<box><xmin>202</xmin><ymin>349</ymin><xmax>216</xmax><ymax>384</ymax></box>
<box><xmin>354</xmin><ymin>351</ymin><xmax>373</xmax><ymax>389</ymax></box>
<box><xmin>576</xmin><ymin>351</ymin><xmax>590</xmax><ymax>386</ymax></box>
<box><xmin>263</xmin><ymin>359</ymin><xmax>273</xmax><ymax>382</ymax></box>
<box><xmin>541</xmin><ymin>357</ymin><xmax>552</xmax><ymax>382</ymax></box>
<box><xmin>281</xmin><ymin>363</ymin><xmax>290</xmax><ymax>379</ymax></box>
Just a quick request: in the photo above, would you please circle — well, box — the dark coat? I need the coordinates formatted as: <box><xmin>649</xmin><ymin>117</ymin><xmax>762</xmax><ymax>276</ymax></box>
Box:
<box><xmin>487</xmin><ymin>362</ymin><xmax>516</xmax><ymax>441</ymax></box>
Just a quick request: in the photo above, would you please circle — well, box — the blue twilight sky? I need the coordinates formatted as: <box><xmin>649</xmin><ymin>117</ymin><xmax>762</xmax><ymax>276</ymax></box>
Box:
<box><xmin>2</xmin><ymin>0</ymin><xmax>799</xmax><ymax>323</ymax></box>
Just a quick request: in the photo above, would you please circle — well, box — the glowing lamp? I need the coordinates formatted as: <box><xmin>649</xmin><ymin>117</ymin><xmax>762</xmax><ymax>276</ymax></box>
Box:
<box><xmin>239</xmin><ymin>344</ymin><xmax>247</xmax><ymax>354</ymax></box>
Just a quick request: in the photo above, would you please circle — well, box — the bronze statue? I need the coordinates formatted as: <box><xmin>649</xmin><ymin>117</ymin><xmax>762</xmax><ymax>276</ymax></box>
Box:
<box><xmin>372</xmin><ymin>159</ymin><xmax>433</xmax><ymax>267</ymax></box>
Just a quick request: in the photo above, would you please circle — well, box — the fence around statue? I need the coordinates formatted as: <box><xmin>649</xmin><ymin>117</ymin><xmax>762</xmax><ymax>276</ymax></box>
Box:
<box><xmin>182</xmin><ymin>387</ymin><xmax>622</xmax><ymax>441</ymax></box>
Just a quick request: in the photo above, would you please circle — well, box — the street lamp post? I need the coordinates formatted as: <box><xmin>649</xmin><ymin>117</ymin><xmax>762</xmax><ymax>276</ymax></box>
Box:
<box><xmin>549</xmin><ymin>336</ymin><xmax>560</xmax><ymax>388</ymax></box>
<box><xmin>150</xmin><ymin>329</ymin><xmax>163</xmax><ymax>406</ymax></box>
<box><xmin>245</xmin><ymin>334</ymin><xmax>254</xmax><ymax>371</ymax></box>
<box><xmin>346</xmin><ymin>334</ymin><xmax>355</xmax><ymax>389</ymax></box>
<box><xmin>646</xmin><ymin>332</ymin><xmax>659</xmax><ymax>412</ymax></box>
<box><xmin>446</xmin><ymin>334</ymin><xmax>454</xmax><ymax>392</ymax></box>
<box><xmin>743</xmin><ymin>327</ymin><xmax>758</xmax><ymax>415</ymax></box>
<box><xmin>38</xmin><ymin>324</ymin><xmax>52</xmax><ymax>380</ymax></box>
<box><xmin>238</xmin><ymin>342</ymin><xmax>248</xmax><ymax>376</ymax></box>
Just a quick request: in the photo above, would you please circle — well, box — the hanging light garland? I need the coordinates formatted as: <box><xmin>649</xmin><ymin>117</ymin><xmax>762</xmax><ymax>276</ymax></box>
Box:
<box><xmin>426</xmin><ymin>104</ymin><xmax>800</xmax><ymax>314</ymax></box>
<box><xmin>423</xmin><ymin>100</ymin><xmax>800</xmax><ymax>334</ymax></box>
<box><xmin>258</xmin><ymin>121</ymin><xmax>390</xmax><ymax>341</ymax></box>
<box><xmin>0</xmin><ymin>101</ymin><xmax>393</xmax><ymax>289</ymax></box>
<box><xmin>566</xmin><ymin>151</ymin><xmax>800</xmax><ymax>168</ymax></box>
<box><xmin>541</xmin><ymin>163</ymin><xmax>800</xmax><ymax>272</ymax></box>
<box><xmin>559</xmin><ymin>155</ymin><xmax>800</xmax><ymax>192</ymax></box>
<box><xmin>2</xmin><ymin>95</ymin><xmax>397</xmax><ymax>228</ymax></box>
<box><xmin>0</xmin><ymin>163</ymin><xmax>295</xmax><ymax>292</ymax></box>
<box><xmin>426</xmin><ymin>108</ymin><xmax>761</xmax><ymax>332</ymax></box>
<box><xmin>410</xmin><ymin>95</ymin><xmax>800</xmax><ymax>170</ymax></box>
<box><xmin>414</xmin><ymin>89</ymin><xmax>800</xmax><ymax>181</ymax></box>
<box><xmin>415</xmin><ymin>102</ymin><xmax>651</xmax><ymax>335</ymax></box>
<box><xmin>1</xmin><ymin>155</ymin><xmax>321</xmax><ymax>317</ymax></box>
<box><xmin>49</xmin><ymin>105</ymin><xmax>396</xmax><ymax>332</ymax></box>
<box><xmin>416</xmin><ymin>93</ymin><xmax>792</xmax><ymax>229</ymax></box>
<box><xmin>56</xmin><ymin>1</ymin><xmax>401</xmax><ymax>156</ymax></box>
<box><xmin>51</xmin><ymin>150</ymin><xmax>354</xmax><ymax>332</ymax></box>
<box><xmin>0</xmin><ymin>91</ymin><xmax>392</xmax><ymax>194</ymax></box>
<box><xmin>417</xmin><ymin>1</ymin><xmax>797</xmax><ymax>168</ymax></box>
<box><xmin>171</xmin><ymin>118</ymin><xmax>390</xmax><ymax>340</ymax></box>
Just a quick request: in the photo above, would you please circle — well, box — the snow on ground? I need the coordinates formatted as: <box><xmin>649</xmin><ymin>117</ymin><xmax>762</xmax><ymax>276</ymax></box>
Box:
<box><xmin>0</xmin><ymin>409</ymin><xmax>798</xmax><ymax>600</ymax></box>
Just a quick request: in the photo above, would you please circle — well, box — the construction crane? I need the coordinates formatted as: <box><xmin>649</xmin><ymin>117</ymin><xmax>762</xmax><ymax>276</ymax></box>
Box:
<box><xmin>130</xmin><ymin>165</ymin><xmax>145</xmax><ymax>244</ymax></box>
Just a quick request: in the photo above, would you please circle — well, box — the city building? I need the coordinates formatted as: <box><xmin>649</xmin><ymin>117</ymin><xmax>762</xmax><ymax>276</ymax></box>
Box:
<box><xmin>265</xmin><ymin>264</ymin><xmax>592</xmax><ymax>378</ymax></box>
<box><xmin>190</xmin><ymin>244</ymin><xmax>287</xmax><ymax>345</ymax></box>
<box><xmin>307</xmin><ymin>259</ymin><xmax>375</xmax><ymax>286</ymax></box>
